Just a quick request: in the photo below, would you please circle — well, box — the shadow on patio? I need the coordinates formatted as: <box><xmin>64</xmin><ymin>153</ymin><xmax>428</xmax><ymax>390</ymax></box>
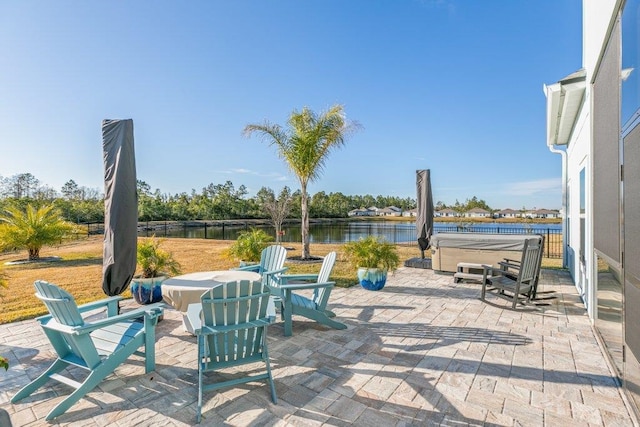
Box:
<box><xmin>0</xmin><ymin>267</ymin><xmax>635</xmax><ymax>426</ymax></box>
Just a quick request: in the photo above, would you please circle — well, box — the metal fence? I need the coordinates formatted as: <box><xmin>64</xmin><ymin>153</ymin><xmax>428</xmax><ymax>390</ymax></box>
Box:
<box><xmin>431</xmin><ymin>225</ymin><xmax>562</xmax><ymax>259</ymax></box>
<box><xmin>85</xmin><ymin>221</ymin><xmax>563</xmax><ymax>259</ymax></box>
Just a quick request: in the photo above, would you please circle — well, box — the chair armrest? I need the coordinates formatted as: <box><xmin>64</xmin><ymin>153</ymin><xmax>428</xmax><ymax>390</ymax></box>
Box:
<box><xmin>233</xmin><ymin>264</ymin><xmax>261</xmax><ymax>272</ymax></box>
<box><xmin>499</xmin><ymin>261</ymin><xmax>520</xmax><ymax>270</ymax></box>
<box><xmin>188</xmin><ymin>299</ymin><xmax>277</xmax><ymax>334</ymax></box>
<box><xmin>277</xmin><ymin>273</ymin><xmax>318</xmax><ymax>284</ymax></box>
<box><xmin>77</xmin><ymin>296</ymin><xmax>124</xmax><ymax>316</ymax></box>
<box><xmin>281</xmin><ymin>281</ymin><xmax>335</xmax><ymax>291</ymax></box>
<box><xmin>481</xmin><ymin>265</ymin><xmax>503</xmax><ymax>281</ymax></box>
<box><xmin>485</xmin><ymin>268</ymin><xmax>513</xmax><ymax>279</ymax></box>
<box><xmin>36</xmin><ymin>295</ymin><xmax>125</xmax><ymax>324</ymax></box>
<box><xmin>197</xmin><ymin>318</ymin><xmax>272</xmax><ymax>335</ymax></box>
<box><xmin>72</xmin><ymin>304</ymin><xmax>164</xmax><ymax>335</ymax></box>
<box><xmin>263</xmin><ymin>267</ymin><xmax>288</xmax><ymax>276</ymax></box>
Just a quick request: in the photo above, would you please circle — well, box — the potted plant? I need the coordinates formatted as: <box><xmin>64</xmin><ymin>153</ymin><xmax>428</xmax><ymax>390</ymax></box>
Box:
<box><xmin>343</xmin><ymin>236</ymin><xmax>400</xmax><ymax>291</ymax></box>
<box><xmin>225</xmin><ymin>228</ymin><xmax>274</xmax><ymax>266</ymax></box>
<box><xmin>130</xmin><ymin>237</ymin><xmax>182</xmax><ymax>305</ymax></box>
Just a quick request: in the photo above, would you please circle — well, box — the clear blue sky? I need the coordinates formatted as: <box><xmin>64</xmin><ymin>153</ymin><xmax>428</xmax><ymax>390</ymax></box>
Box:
<box><xmin>0</xmin><ymin>1</ymin><xmax>582</xmax><ymax>210</ymax></box>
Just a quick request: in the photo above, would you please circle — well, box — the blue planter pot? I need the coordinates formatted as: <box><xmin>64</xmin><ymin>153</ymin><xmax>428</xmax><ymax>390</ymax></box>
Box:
<box><xmin>130</xmin><ymin>276</ymin><xmax>166</xmax><ymax>305</ymax></box>
<box><xmin>357</xmin><ymin>268</ymin><xmax>388</xmax><ymax>291</ymax></box>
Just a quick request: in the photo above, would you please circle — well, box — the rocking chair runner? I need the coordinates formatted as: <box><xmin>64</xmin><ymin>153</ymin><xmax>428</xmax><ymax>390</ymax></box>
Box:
<box><xmin>11</xmin><ymin>281</ymin><xmax>163</xmax><ymax>421</ymax></box>
<box><xmin>480</xmin><ymin>238</ymin><xmax>542</xmax><ymax>309</ymax></box>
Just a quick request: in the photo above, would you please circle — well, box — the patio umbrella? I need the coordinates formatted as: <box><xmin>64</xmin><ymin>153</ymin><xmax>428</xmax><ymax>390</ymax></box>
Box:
<box><xmin>416</xmin><ymin>169</ymin><xmax>434</xmax><ymax>259</ymax></box>
<box><xmin>102</xmin><ymin>119</ymin><xmax>138</xmax><ymax>296</ymax></box>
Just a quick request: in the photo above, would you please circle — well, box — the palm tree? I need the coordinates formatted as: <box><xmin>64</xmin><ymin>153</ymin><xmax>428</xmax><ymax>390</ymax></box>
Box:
<box><xmin>244</xmin><ymin>104</ymin><xmax>360</xmax><ymax>259</ymax></box>
<box><xmin>0</xmin><ymin>203</ymin><xmax>80</xmax><ymax>261</ymax></box>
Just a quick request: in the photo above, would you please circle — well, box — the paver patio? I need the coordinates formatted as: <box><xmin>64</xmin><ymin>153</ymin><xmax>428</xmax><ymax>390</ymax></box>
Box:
<box><xmin>0</xmin><ymin>267</ymin><xmax>637</xmax><ymax>426</ymax></box>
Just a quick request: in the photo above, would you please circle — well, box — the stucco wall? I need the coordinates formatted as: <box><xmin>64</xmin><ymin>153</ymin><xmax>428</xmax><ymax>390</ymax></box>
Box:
<box><xmin>583</xmin><ymin>0</ymin><xmax>619</xmax><ymax>79</ymax></box>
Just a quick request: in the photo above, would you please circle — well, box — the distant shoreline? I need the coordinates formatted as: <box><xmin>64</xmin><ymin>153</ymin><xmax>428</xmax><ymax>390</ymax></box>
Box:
<box><xmin>85</xmin><ymin>215</ymin><xmax>562</xmax><ymax>235</ymax></box>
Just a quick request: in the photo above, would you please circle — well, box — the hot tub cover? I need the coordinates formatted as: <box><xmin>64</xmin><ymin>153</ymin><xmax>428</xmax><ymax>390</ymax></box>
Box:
<box><xmin>431</xmin><ymin>233</ymin><xmax>541</xmax><ymax>251</ymax></box>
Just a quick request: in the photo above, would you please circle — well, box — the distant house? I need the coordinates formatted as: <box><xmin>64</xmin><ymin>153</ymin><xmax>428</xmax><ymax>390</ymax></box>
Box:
<box><xmin>531</xmin><ymin>209</ymin><xmax>561</xmax><ymax>219</ymax></box>
<box><xmin>496</xmin><ymin>208</ymin><xmax>521</xmax><ymax>218</ymax></box>
<box><xmin>436</xmin><ymin>208</ymin><xmax>458</xmax><ymax>218</ymax></box>
<box><xmin>347</xmin><ymin>208</ymin><xmax>376</xmax><ymax>217</ymax></box>
<box><xmin>402</xmin><ymin>208</ymin><xmax>417</xmax><ymax>217</ymax></box>
<box><xmin>464</xmin><ymin>208</ymin><xmax>491</xmax><ymax>218</ymax></box>
<box><xmin>377</xmin><ymin>206</ymin><xmax>402</xmax><ymax>217</ymax></box>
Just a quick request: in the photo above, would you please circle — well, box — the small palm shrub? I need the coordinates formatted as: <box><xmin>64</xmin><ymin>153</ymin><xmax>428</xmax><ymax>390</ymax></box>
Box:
<box><xmin>225</xmin><ymin>228</ymin><xmax>274</xmax><ymax>263</ymax></box>
<box><xmin>343</xmin><ymin>236</ymin><xmax>400</xmax><ymax>271</ymax></box>
<box><xmin>137</xmin><ymin>237</ymin><xmax>182</xmax><ymax>278</ymax></box>
<box><xmin>0</xmin><ymin>203</ymin><xmax>81</xmax><ymax>260</ymax></box>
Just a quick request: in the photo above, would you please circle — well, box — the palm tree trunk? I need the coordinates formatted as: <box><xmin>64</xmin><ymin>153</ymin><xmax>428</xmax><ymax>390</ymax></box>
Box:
<box><xmin>28</xmin><ymin>248</ymin><xmax>40</xmax><ymax>261</ymax></box>
<box><xmin>301</xmin><ymin>182</ymin><xmax>310</xmax><ymax>259</ymax></box>
<box><xmin>275</xmin><ymin>223</ymin><xmax>282</xmax><ymax>244</ymax></box>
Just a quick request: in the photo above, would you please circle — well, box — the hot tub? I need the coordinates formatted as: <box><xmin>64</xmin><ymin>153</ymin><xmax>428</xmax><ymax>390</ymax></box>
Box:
<box><xmin>430</xmin><ymin>233</ymin><xmax>543</xmax><ymax>273</ymax></box>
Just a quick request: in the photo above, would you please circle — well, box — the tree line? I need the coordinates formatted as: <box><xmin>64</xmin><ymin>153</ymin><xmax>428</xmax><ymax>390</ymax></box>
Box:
<box><xmin>435</xmin><ymin>196</ymin><xmax>492</xmax><ymax>213</ymax></box>
<box><xmin>0</xmin><ymin>173</ymin><xmax>420</xmax><ymax>223</ymax></box>
<box><xmin>0</xmin><ymin>173</ymin><xmax>499</xmax><ymax>224</ymax></box>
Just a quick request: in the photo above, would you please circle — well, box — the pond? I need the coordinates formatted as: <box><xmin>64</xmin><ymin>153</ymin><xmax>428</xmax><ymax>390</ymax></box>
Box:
<box><xmin>139</xmin><ymin>221</ymin><xmax>562</xmax><ymax>245</ymax></box>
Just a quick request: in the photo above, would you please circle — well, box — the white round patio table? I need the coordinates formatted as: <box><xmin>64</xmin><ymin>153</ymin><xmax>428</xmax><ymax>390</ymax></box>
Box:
<box><xmin>161</xmin><ymin>270</ymin><xmax>261</xmax><ymax>312</ymax></box>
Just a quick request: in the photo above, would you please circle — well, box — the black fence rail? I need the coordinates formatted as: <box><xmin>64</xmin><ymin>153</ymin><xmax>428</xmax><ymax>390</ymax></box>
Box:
<box><xmin>85</xmin><ymin>220</ymin><xmax>563</xmax><ymax>259</ymax></box>
<box><xmin>432</xmin><ymin>225</ymin><xmax>562</xmax><ymax>259</ymax></box>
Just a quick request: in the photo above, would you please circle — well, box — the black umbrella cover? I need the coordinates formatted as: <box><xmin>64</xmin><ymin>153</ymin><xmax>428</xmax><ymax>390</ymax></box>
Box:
<box><xmin>102</xmin><ymin>119</ymin><xmax>138</xmax><ymax>296</ymax></box>
<box><xmin>416</xmin><ymin>169</ymin><xmax>434</xmax><ymax>258</ymax></box>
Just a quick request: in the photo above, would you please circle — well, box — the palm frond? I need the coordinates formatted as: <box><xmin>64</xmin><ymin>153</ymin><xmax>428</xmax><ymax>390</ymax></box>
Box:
<box><xmin>0</xmin><ymin>203</ymin><xmax>80</xmax><ymax>260</ymax></box>
<box><xmin>244</xmin><ymin>104</ymin><xmax>361</xmax><ymax>258</ymax></box>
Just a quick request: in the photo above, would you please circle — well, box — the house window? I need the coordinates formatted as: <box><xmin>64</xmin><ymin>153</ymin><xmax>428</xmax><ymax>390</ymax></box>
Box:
<box><xmin>623</xmin><ymin>0</ymin><xmax>640</xmax><ymax>128</ymax></box>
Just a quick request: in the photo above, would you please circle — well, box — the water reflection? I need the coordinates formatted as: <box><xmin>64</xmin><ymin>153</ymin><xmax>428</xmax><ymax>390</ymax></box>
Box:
<box><xmin>138</xmin><ymin>221</ymin><xmax>561</xmax><ymax>245</ymax></box>
<box><xmin>596</xmin><ymin>255</ymin><xmax>623</xmax><ymax>376</ymax></box>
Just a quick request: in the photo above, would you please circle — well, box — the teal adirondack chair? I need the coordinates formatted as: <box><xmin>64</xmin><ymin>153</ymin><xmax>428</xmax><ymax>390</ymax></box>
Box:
<box><xmin>194</xmin><ymin>280</ymin><xmax>277</xmax><ymax>423</ymax></box>
<box><xmin>235</xmin><ymin>245</ymin><xmax>288</xmax><ymax>294</ymax></box>
<box><xmin>274</xmin><ymin>251</ymin><xmax>346</xmax><ymax>336</ymax></box>
<box><xmin>11</xmin><ymin>281</ymin><xmax>163</xmax><ymax>421</ymax></box>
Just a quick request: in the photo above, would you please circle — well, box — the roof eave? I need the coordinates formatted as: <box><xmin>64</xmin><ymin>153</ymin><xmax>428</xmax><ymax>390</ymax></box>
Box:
<box><xmin>544</xmin><ymin>69</ymin><xmax>587</xmax><ymax>147</ymax></box>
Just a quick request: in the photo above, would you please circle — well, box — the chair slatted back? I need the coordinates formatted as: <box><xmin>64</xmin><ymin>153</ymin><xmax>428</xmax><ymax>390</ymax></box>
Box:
<box><xmin>317</xmin><ymin>252</ymin><xmax>337</xmax><ymax>283</ymax></box>
<box><xmin>33</xmin><ymin>281</ymin><xmax>101</xmax><ymax>368</ymax></box>
<box><xmin>313</xmin><ymin>252</ymin><xmax>337</xmax><ymax>309</ymax></box>
<box><xmin>260</xmin><ymin>245</ymin><xmax>287</xmax><ymax>273</ymax></box>
<box><xmin>34</xmin><ymin>280</ymin><xmax>84</xmax><ymax>326</ymax></box>
<box><xmin>200</xmin><ymin>280</ymin><xmax>270</xmax><ymax>364</ymax></box>
<box><xmin>518</xmin><ymin>239</ymin><xmax>541</xmax><ymax>285</ymax></box>
<box><xmin>260</xmin><ymin>245</ymin><xmax>288</xmax><ymax>291</ymax></box>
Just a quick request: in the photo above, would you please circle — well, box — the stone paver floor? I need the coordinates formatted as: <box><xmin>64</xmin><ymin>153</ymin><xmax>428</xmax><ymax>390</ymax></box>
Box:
<box><xmin>0</xmin><ymin>267</ymin><xmax>637</xmax><ymax>426</ymax></box>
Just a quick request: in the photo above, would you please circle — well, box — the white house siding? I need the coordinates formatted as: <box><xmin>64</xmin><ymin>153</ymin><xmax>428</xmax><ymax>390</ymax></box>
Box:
<box><xmin>561</xmin><ymin>0</ymin><xmax>619</xmax><ymax>318</ymax></box>
<box><xmin>548</xmin><ymin>1</ymin><xmax>640</xmax><ymax>419</ymax></box>
<box><xmin>564</xmin><ymin>94</ymin><xmax>591</xmax><ymax>310</ymax></box>
<box><xmin>584</xmin><ymin>0</ymin><xmax>619</xmax><ymax>79</ymax></box>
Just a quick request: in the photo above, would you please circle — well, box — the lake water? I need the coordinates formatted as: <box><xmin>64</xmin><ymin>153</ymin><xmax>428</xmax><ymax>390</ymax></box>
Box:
<box><xmin>143</xmin><ymin>221</ymin><xmax>562</xmax><ymax>244</ymax></box>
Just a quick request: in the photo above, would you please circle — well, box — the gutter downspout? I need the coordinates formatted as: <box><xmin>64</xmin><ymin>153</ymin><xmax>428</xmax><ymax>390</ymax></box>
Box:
<box><xmin>548</xmin><ymin>144</ymin><xmax>568</xmax><ymax>268</ymax></box>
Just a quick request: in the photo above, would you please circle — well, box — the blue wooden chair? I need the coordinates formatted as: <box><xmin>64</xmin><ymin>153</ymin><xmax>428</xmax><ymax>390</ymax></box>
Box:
<box><xmin>11</xmin><ymin>281</ymin><xmax>163</xmax><ymax>421</ymax></box>
<box><xmin>235</xmin><ymin>245</ymin><xmax>288</xmax><ymax>295</ymax></box>
<box><xmin>274</xmin><ymin>252</ymin><xmax>346</xmax><ymax>336</ymax></box>
<box><xmin>194</xmin><ymin>280</ymin><xmax>277</xmax><ymax>423</ymax></box>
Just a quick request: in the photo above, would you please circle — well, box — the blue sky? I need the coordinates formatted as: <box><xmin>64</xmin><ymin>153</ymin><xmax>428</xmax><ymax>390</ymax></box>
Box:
<box><xmin>0</xmin><ymin>1</ymin><xmax>582</xmax><ymax>210</ymax></box>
